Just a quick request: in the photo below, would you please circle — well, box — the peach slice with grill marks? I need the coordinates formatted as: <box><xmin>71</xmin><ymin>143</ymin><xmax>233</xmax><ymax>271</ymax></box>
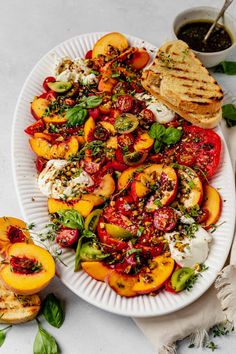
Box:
<box><xmin>0</xmin><ymin>217</ymin><xmax>33</xmax><ymax>256</ymax></box>
<box><xmin>29</xmin><ymin>136</ymin><xmax>78</xmax><ymax>160</ymax></box>
<box><xmin>0</xmin><ymin>243</ymin><xmax>55</xmax><ymax>295</ymax></box>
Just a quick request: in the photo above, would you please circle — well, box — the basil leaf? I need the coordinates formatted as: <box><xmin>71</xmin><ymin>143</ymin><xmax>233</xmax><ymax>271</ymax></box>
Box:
<box><xmin>214</xmin><ymin>61</ymin><xmax>236</xmax><ymax>75</ymax></box>
<box><xmin>162</xmin><ymin>127</ymin><xmax>182</xmax><ymax>145</ymax></box>
<box><xmin>86</xmin><ymin>96</ymin><xmax>102</xmax><ymax>108</ymax></box>
<box><xmin>42</xmin><ymin>294</ymin><xmax>64</xmax><ymax>328</ymax></box>
<box><xmin>33</xmin><ymin>324</ymin><xmax>59</xmax><ymax>354</ymax></box>
<box><xmin>66</xmin><ymin>106</ymin><xmax>88</xmax><ymax>127</ymax></box>
<box><xmin>222</xmin><ymin>104</ymin><xmax>236</xmax><ymax>127</ymax></box>
<box><xmin>149</xmin><ymin>123</ymin><xmax>166</xmax><ymax>139</ymax></box>
<box><xmin>57</xmin><ymin>209</ymin><xmax>84</xmax><ymax>231</ymax></box>
<box><xmin>154</xmin><ymin>139</ymin><xmax>163</xmax><ymax>153</ymax></box>
<box><xmin>0</xmin><ymin>325</ymin><xmax>12</xmax><ymax>347</ymax></box>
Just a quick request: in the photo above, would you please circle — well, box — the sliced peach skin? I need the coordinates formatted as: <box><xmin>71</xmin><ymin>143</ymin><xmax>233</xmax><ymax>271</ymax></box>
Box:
<box><xmin>0</xmin><ymin>243</ymin><xmax>55</xmax><ymax>295</ymax></box>
<box><xmin>177</xmin><ymin>167</ymin><xmax>203</xmax><ymax>208</ymax></box>
<box><xmin>106</xmin><ymin>271</ymin><xmax>139</xmax><ymax>297</ymax></box>
<box><xmin>48</xmin><ymin>199</ymin><xmax>94</xmax><ymax>217</ymax></box>
<box><xmin>31</xmin><ymin>97</ymin><xmax>49</xmax><ymax>120</ymax></box>
<box><xmin>29</xmin><ymin>136</ymin><xmax>78</xmax><ymax>160</ymax></box>
<box><xmin>134</xmin><ymin>133</ymin><xmax>154</xmax><ymax>152</ymax></box>
<box><xmin>92</xmin><ymin>32</ymin><xmax>129</xmax><ymax>59</ymax></box>
<box><xmin>132</xmin><ymin>256</ymin><xmax>175</xmax><ymax>294</ymax></box>
<box><xmin>82</xmin><ymin>261</ymin><xmax>111</xmax><ymax>282</ymax></box>
<box><xmin>0</xmin><ymin>217</ymin><xmax>33</xmax><ymax>255</ymax></box>
<box><xmin>201</xmin><ymin>184</ymin><xmax>222</xmax><ymax>229</ymax></box>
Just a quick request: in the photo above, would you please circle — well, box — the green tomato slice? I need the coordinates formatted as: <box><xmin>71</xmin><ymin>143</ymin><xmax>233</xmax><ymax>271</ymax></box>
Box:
<box><xmin>171</xmin><ymin>267</ymin><xmax>195</xmax><ymax>292</ymax></box>
<box><xmin>105</xmin><ymin>223</ymin><xmax>133</xmax><ymax>240</ymax></box>
<box><xmin>114</xmin><ymin>113</ymin><xmax>139</xmax><ymax>134</ymax></box>
<box><xmin>47</xmin><ymin>81</ymin><xmax>72</xmax><ymax>93</ymax></box>
<box><xmin>84</xmin><ymin>209</ymin><xmax>102</xmax><ymax>232</ymax></box>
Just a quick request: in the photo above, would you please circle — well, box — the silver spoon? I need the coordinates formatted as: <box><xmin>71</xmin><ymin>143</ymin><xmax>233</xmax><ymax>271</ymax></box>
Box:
<box><xmin>203</xmin><ymin>0</ymin><xmax>234</xmax><ymax>43</ymax></box>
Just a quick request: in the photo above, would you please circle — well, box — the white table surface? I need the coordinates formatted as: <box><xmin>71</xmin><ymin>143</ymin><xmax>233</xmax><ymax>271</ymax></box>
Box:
<box><xmin>1</xmin><ymin>0</ymin><xmax>236</xmax><ymax>353</ymax></box>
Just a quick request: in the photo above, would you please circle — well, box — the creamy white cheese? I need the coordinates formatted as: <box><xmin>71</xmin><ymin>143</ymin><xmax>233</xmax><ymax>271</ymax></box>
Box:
<box><xmin>135</xmin><ymin>93</ymin><xmax>175</xmax><ymax>123</ymax></box>
<box><xmin>54</xmin><ymin>56</ymin><xmax>98</xmax><ymax>86</ymax></box>
<box><xmin>38</xmin><ymin>159</ymin><xmax>94</xmax><ymax>199</ymax></box>
<box><xmin>164</xmin><ymin>225</ymin><xmax>212</xmax><ymax>268</ymax></box>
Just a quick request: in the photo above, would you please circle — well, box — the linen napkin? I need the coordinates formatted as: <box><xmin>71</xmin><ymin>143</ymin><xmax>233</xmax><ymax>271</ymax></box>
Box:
<box><xmin>134</xmin><ymin>106</ymin><xmax>236</xmax><ymax>353</ymax></box>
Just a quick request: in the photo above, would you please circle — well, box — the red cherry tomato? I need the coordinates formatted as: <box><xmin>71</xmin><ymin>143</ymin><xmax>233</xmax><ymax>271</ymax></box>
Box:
<box><xmin>88</xmin><ymin>108</ymin><xmax>100</xmax><ymax>120</ymax></box>
<box><xmin>24</xmin><ymin>119</ymin><xmax>45</xmax><ymax>136</ymax></box>
<box><xmin>116</xmin><ymin>95</ymin><xmax>133</xmax><ymax>112</ymax></box>
<box><xmin>56</xmin><ymin>229</ymin><xmax>79</xmax><ymax>248</ymax></box>
<box><xmin>154</xmin><ymin>207</ymin><xmax>178</xmax><ymax>232</ymax></box>
<box><xmin>39</xmin><ymin>90</ymin><xmax>57</xmax><ymax>101</ymax></box>
<box><xmin>85</xmin><ymin>50</ymin><xmax>93</xmax><ymax>59</ymax></box>
<box><xmin>140</xmin><ymin>109</ymin><xmax>156</xmax><ymax>124</ymax></box>
<box><xmin>35</xmin><ymin>157</ymin><xmax>47</xmax><ymax>173</ymax></box>
<box><xmin>43</xmin><ymin>76</ymin><xmax>56</xmax><ymax>91</ymax></box>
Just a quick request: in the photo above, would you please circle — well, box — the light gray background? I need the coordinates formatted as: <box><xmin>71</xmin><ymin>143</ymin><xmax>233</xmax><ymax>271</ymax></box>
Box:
<box><xmin>1</xmin><ymin>0</ymin><xmax>236</xmax><ymax>353</ymax></box>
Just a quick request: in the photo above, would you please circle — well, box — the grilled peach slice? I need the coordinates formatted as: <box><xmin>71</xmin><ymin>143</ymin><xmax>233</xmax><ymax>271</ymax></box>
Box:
<box><xmin>177</xmin><ymin>167</ymin><xmax>203</xmax><ymax>208</ymax></box>
<box><xmin>0</xmin><ymin>217</ymin><xmax>33</xmax><ymax>256</ymax></box>
<box><xmin>0</xmin><ymin>243</ymin><xmax>55</xmax><ymax>295</ymax></box>
<box><xmin>82</xmin><ymin>261</ymin><xmax>111</xmax><ymax>282</ymax></box>
<box><xmin>134</xmin><ymin>133</ymin><xmax>154</xmax><ymax>151</ymax></box>
<box><xmin>48</xmin><ymin>199</ymin><xmax>94</xmax><ymax>217</ymax></box>
<box><xmin>132</xmin><ymin>256</ymin><xmax>175</xmax><ymax>294</ymax></box>
<box><xmin>106</xmin><ymin>271</ymin><xmax>139</xmax><ymax>297</ymax></box>
<box><xmin>31</xmin><ymin>97</ymin><xmax>49</xmax><ymax>119</ymax></box>
<box><xmin>92</xmin><ymin>32</ymin><xmax>129</xmax><ymax>59</ymax></box>
<box><xmin>29</xmin><ymin>136</ymin><xmax>78</xmax><ymax>160</ymax></box>
<box><xmin>201</xmin><ymin>184</ymin><xmax>222</xmax><ymax>229</ymax></box>
<box><xmin>84</xmin><ymin>117</ymin><xmax>95</xmax><ymax>142</ymax></box>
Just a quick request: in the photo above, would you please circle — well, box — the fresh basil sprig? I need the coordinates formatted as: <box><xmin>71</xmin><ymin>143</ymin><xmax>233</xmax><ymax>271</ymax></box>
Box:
<box><xmin>66</xmin><ymin>95</ymin><xmax>102</xmax><ymax>127</ymax></box>
<box><xmin>42</xmin><ymin>294</ymin><xmax>64</xmax><ymax>329</ymax></box>
<box><xmin>56</xmin><ymin>209</ymin><xmax>84</xmax><ymax>231</ymax></box>
<box><xmin>0</xmin><ymin>325</ymin><xmax>12</xmax><ymax>347</ymax></box>
<box><xmin>214</xmin><ymin>61</ymin><xmax>236</xmax><ymax>75</ymax></box>
<box><xmin>222</xmin><ymin>104</ymin><xmax>236</xmax><ymax>127</ymax></box>
<box><xmin>33</xmin><ymin>322</ymin><xmax>59</xmax><ymax>354</ymax></box>
<box><xmin>149</xmin><ymin>123</ymin><xmax>182</xmax><ymax>152</ymax></box>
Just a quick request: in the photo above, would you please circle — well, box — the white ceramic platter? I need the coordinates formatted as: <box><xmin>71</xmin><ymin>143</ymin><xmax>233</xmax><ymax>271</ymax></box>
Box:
<box><xmin>12</xmin><ymin>32</ymin><xmax>235</xmax><ymax>317</ymax></box>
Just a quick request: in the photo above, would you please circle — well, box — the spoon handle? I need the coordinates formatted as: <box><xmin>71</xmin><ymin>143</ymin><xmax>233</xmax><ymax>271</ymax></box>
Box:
<box><xmin>203</xmin><ymin>0</ymin><xmax>234</xmax><ymax>43</ymax></box>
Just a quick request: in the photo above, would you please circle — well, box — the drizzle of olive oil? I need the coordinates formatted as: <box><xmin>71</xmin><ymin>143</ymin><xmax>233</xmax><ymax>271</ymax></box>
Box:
<box><xmin>177</xmin><ymin>20</ymin><xmax>232</xmax><ymax>53</ymax></box>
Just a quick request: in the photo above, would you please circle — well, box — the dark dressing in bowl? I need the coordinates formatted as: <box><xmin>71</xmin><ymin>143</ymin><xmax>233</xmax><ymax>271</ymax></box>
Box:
<box><xmin>177</xmin><ymin>21</ymin><xmax>233</xmax><ymax>52</ymax></box>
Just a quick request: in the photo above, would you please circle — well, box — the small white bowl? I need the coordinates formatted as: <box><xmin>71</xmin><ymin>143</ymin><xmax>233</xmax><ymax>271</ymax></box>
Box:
<box><xmin>172</xmin><ymin>6</ymin><xmax>236</xmax><ymax>68</ymax></box>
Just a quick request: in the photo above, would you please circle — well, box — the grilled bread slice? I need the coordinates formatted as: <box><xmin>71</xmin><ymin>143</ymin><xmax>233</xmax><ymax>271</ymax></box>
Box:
<box><xmin>0</xmin><ymin>281</ymin><xmax>40</xmax><ymax>324</ymax></box>
<box><xmin>142</xmin><ymin>40</ymin><xmax>223</xmax><ymax>128</ymax></box>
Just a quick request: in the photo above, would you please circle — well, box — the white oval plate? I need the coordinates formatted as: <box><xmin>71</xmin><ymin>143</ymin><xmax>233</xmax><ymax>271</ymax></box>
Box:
<box><xmin>12</xmin><ymin>33</ymin><xmax>235</xmax><ymax>317</ymax></box>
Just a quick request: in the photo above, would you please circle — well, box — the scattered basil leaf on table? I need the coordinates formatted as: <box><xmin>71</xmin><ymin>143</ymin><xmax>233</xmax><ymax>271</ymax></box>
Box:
<box><xmin>66</xmin><ymin>106</ymin><xmax>88</xmax><ymax>127</ymax></box>
<box><xmin>42</xmin><ymin>293</ymin><xmax>64</xmax><ymax>328</ymax></box>
<box><xmin>56</xmin><ymin>209</ymin><xmax>84</xmax><ymax>231</ymax></box>
<box><xmin>214</xmin><ymin>61</ymin><xmax>236</xmax><ymax>75</ymax></box>
<box><xmin>0</xmin><ymin>325</ymin><xmax>12</xmax><ymax>347</ymax></box>
<box><xmin>33</xmin><ymin>323</ymin><xmax>59</xmax><ymax>354</ymax></box>
<box><xmin>149</xmin><ymin>123</ymin><xmax>182</xmax><ymax>152</ymax></box>
<box><xmin>222</xmin><ymin>104</ymin><xmax>236</xmax><ymax>127</ymax></box>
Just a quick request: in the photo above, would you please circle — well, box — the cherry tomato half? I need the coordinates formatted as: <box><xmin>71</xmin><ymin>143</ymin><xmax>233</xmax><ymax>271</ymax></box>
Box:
<box><xmin>43</xmin><ymin>76</ymin><xmax>56</xmax><ymax>91</ymax></box>
<box><xmin>154</xmin><ymin>207</ymin><xmax>178</xmax><ymax>232</ymax></box>
<box><xmin>116</xmin><ymin>95</ymin><xmax>133</xmax><ymax>112</ymax></box>
<box><xmin>85</xmin><ymin>50</ymin><xmax>93</xmax><ymax>60</ymax></box>
<box><xmin>24</xmin><ymin>119</ymin><xmax>45</xmax><ymax>136</ymax></box>
<box><xmin>56</xmin><ymin>229</ymin><xmax>79</xmax><ymax>248</ymax></box>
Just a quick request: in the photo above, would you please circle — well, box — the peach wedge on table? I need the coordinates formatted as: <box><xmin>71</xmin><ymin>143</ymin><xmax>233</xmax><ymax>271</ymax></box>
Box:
<box><xmin>132</xmin><ymin>256</ymin><xmax>175</xmax><ymax>294</ymax></box>
<box><xmin>0</xmin><ymin>243</ymin><xmax>55</xmax><ymax>295</ymax></box>
<box><xmin>29</xmin><ymin>136</ymin><xmax>79</xmax><ymax>160</ymax></box>
<box><xmin>201</xmin><ymin>184</ymin><xmax>222</xmax><ymax>229</ymax></box>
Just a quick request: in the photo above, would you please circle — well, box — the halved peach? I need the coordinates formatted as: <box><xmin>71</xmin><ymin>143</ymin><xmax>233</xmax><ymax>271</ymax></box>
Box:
<box><xmin>143</xmin><ymin>164</ymin><xmax>178</xmax><ymax>209</ymax></box>
<box><xmin>106</xmin><ymin>270</ymin><xmax>139</xmax><ymax>297</ymax></box>
<box><xmin>0</xmin><ymin>243</ymin><xmax>55</xmax><ymax>295</ymax></box>
<box><xmin>84</xmin><ymin>117</ymin><xmax>95</xmax><ymax>142</ymax></box>
<box><xmin>93</xmin><ymin>174</ymin><xmax>115</xmax><ymax>199</ymax></box>
<box><xmin>48</xmin><ymin>199</ymin><xmax>94</xmax><ymax>217</ymax></box>
<box><xmin>0</xmin><ymin>217</ymin><xmax>33</xmax><ymax>256</ymax></box>
<box><xmin>134</xmin><ymin>133</ymin><xmax>154</xmax><ymax>151</ymax></box>
<box><xmin>82</xmin><ymin>261</ymin><xmax>111</xmax><ymax>282</ymax></box>
<box><xmin>201</xmin><ymin>184</ymin><xmax>222</xmax><ymax>229</ymax></box>
<box><xmin>177</xmin><ymin>167</ymin><xmax>203</xmax><ymax>208</ymax></box>
<box><xmin>117</xmin><ymin>166</ymin><xmax>139</xmax><ymax>190</ymax></box>
<box><xmin>31</xmin><ymin>97</ymin><xmax>49</xmax><ymax>120</ymax></box>
<box><xmin>132</xmin><ymin>256</ymin><xmax>175</xmax><ymax>294</ymax></box>
<box><xmin>29</xmin><ymin>136</ymin><xmax>78</xmax><ymax>160</ymax></box>
<box><xmin>92</xmin><ymin>32</ymin><xmax>129</xmax><ymax>59</ymax></box>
